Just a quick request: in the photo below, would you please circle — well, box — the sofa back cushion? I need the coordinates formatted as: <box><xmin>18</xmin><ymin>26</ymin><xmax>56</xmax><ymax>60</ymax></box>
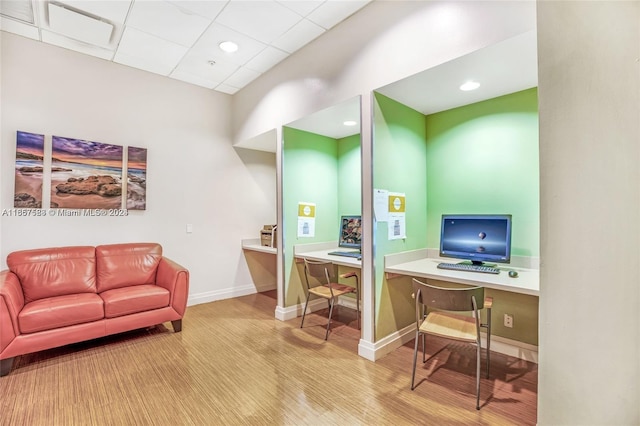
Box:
<box><xmin>7</xmin><ymin>246</ymin><xmax>97</xmax><ymax>304</ymax></box>
<box><xmin>96</xmin><ymin>243</ymin><xmax>162</xmax><ymax>292</ymax></box>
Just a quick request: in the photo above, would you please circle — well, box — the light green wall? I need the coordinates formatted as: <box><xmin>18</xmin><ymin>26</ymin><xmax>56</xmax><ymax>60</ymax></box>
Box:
<box><xmin>426</xmin><ymin>88</ymin><xmax>540</xmax><ymax>257</ymax></box>
<box><xmin>372</xmin><ymin>89</ymin><xmax>540</xmax><ymax>346</ymax></box>
<box><xmin>373</xmin><ymin>92</ymin><xmax>428</xmax><ymax>339</ymax></box>
<box><xmin>282</xmin><ymin>127</ymin><xmax>361</xmax><ymax>307</ymax></box>
<box><xmin>425</xmin><ymin>88</ymin><xmax>539</xmax><ymax>345</ymax></box>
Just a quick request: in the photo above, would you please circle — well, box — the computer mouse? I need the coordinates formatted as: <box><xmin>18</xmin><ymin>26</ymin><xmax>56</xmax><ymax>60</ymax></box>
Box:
<box><xmin>508</xmin><ymin>270</ymin><xmax>518</xmax><ymax>278</ymax></box>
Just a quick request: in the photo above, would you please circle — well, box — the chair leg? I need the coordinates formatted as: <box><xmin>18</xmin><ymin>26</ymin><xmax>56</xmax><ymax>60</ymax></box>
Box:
<box><xmin>300</xmin><ymin>294</ymin><xmax>311</xmax><ymax>328</ymax></box>
<box><xmin>421</xmin><ymin>334</ymin><xmax>426</xmax><ymax>363</ymax></box>
<box><xmin>411</xmin><ymin>331</ymin><xmax>420</xmax><ymax>390</ymax></box>
<box><xmin>356</xmin><ymin>290</ymin><xmax>360</xmax><ymax>330</ymax></box>
<box><xmin>325</xmin><ymin>299</ymin><xmax>335</xmax><ymax>340</ymax></box>
<box><xmin>476</xmin><ymin>342</ymin><xmax>481</xmax><ymax>410</ymax></box>
<box><xmin>171</xmin><ymin>319</ymin><xmax>182</xmax><ymax>332</ymax></box>
<box><xmin>486</xmin><ymin>330</ymin><xmax>491</xmax><ymax>379</ymax></box>
<box><xmin>487</xmin><ymin>333</ymin><xmax>491</xmax><ymax>379</ymax></box>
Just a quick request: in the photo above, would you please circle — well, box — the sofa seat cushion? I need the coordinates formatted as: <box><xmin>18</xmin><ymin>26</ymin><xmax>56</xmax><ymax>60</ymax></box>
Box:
<box><xmin>101</xmin><ymin>285</ymin><xmax>170</xmax><ymax>318</ymax></box>
<box><xmin>19</xmin><ymin>293</ymin><xmax>104</xmax><ymax>334</ymax></box>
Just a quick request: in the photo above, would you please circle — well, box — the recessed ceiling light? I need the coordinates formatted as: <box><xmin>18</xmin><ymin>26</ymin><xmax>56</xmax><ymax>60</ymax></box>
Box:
<box><xmin>343</xmin><ymin>120</ymin><xmax>357</xmax><ymax>126</ymax></box>
<box><xmin>219</xmin><ymin>41</ymin><xmax>238</xmax><ymax>53</ymax></box>
<box><xmin>460</xmin><ymin>81</ymin><xmax>480</xmax><ymax>91</ymax></box>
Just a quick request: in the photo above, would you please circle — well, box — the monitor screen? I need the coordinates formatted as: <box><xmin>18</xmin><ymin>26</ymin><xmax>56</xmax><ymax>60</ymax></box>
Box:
<box><xmin>439</xmin><ymin>214</ymin><xmax>512</xmax><ymax>265</ymax></box>
<box><xmin>338</xmin><ymin>215</ymin><xmax>362</xmax><ymax>250</ymax></box>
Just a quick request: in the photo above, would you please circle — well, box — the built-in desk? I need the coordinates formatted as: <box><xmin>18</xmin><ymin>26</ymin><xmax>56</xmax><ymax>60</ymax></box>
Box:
<box><xmin>293</xmin><ymin>242</ymin><xmax>361</xmax><ymax>268</ymax></box>
<box><xmin>384</xmin><ymin>249</ymin><xmax>539</xmax><ymax>363</ymax></box>
<box><xmin>241</xmin><ymin>239</ymin><xmax>277</xmax><ymax>292</ymax></box>
<box><xmin>385</xmin><ymin>249</ymin><xmax>539</xmax><ymax>297</ymax></box>
<box><xmin>241</xmin><ymin>238</ymin><xmax>277</xmax><ymax>255</ymax></box>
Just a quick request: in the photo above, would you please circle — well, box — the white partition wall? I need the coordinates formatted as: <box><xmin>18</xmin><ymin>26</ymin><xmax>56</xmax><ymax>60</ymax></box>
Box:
<box><xmin>537</xmin><ymin>2</ymin><xmax>640</xmax><ymax>424</ymax></box>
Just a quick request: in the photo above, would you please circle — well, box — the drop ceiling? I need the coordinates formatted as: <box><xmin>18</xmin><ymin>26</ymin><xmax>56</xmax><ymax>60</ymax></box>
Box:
<box><xmin>0</xmin><ymin>0</ymin><xmax>371</xmax><ymax>94</ymax></box>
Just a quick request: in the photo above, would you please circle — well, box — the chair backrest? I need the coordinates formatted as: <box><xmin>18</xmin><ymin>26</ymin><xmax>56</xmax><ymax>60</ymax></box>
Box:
<box><xmin>412</xmin><ymin>278</ymin><xmax>484</xmax><ymax>313</ymax></box>
<box><xmin>303</xmin><ymin>259</ymin><xmax>335</xmax><ymax>288</ymax></box>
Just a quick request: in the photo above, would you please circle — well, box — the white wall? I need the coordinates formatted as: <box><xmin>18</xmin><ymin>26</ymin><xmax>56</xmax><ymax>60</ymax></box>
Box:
<box><xmin>0</xmin><ymin>30</ymin><xmax>3</xmax><ymax>260</ymax></box>
<box><xmin>0</xmin><ymin>33</ymin><xmax>276</xmax><ymax>304</ymax></box>
<box><xmin>537</xmin><ymin>2</ymin><xmax>640</xmax><ymax>424</ymax></box>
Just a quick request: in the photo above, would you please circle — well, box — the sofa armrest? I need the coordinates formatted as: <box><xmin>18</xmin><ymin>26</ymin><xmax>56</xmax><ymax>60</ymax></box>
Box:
<box><xmin>0</xmin><ymin>271</ymin><xmax>25</xmax><ymax>353</ymax></box>
<box><xmin>156</xmin><ymin>257</ymin><xmax>189</xmax><ymax>316</ymax></box>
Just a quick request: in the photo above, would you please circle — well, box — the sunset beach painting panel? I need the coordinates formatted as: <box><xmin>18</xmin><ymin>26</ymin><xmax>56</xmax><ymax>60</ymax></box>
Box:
<box><xmin>50</xmin><ymin>136</ymin><xmax>124</xmax><ymax>209</ymax></box>
<box><xmin>127</xmin><ymin>146</ymin><xmax>147</xmax><ymax>210</ymax></box>
<box><xmin>14</xmin><ymin>131</ymin><xmax>45</xmax><ymax>208</ymax></box>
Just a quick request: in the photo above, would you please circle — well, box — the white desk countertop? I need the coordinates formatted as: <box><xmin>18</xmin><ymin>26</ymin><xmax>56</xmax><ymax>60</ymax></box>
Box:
<box><xmin>385</xmin><ymin>257</ymin><xmax>539</xmax><ymax>296</ymax></box>
<box><xmin>293</xmin><ymin>242</ymin><xmax>361</xmax><ymax>268</ymax></box>
<box><xmin>241</xmin><ymin>239</ymin><xmax>277</xmax><ymax>255</ymax></box>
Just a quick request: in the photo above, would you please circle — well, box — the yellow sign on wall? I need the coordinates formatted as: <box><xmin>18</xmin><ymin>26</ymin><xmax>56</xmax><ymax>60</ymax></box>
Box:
<box><xmin>388</xmin><ymin>194</ymin><xmax>405</xmax><ymax>213</ymax></box>
<box><xmin>297</xmin><ymin>203</ymin><xmax>316</xmax><ymax>217</ymax></box>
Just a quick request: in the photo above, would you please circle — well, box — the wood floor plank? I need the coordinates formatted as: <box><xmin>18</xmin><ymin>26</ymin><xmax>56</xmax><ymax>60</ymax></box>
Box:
<box><xmin>0</xmin><ymin>291</ymin><xmax>537</xmax><ymax>425</ymax></box>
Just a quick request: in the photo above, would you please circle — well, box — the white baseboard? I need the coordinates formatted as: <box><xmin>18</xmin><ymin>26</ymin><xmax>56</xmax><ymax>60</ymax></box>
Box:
<box><xmin>275</xmin><ymin>298</ymin><xmax>326</xmax><ymax>321</ymax></box>
<box><xmin>484</xmin><ymin>334</ymin><xmax>538</xmax><ymax>364</ymax></box>
<box><xmin>361</xmin><ymin>324</ymin><xmax>538</xmax><ymax>364</ymax></box>
<box><xmin>188</xmin><ymin>283</ymin><xmax>276</xmax><ymax>306</ymax></box>
<box><xmin>359</xmin><ymin>324</ymin><xmax>415</xmax><ymax>361</ymax></box>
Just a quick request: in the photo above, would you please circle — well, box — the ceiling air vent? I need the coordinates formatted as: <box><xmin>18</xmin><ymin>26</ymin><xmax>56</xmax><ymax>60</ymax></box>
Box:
<box><xmin>48</xmin><ymin>2</ymin><xmax>113</xmax><ymax>46</ymax></box>
<box><xmin>0</xmin><ymin>0</ymin><xmax>35</xmax><ymax>24</ymax></box>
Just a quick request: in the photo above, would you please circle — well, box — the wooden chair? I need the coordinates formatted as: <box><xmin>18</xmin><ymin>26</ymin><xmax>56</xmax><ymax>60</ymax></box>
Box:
<box><xmin>410</xmin><ymin>278</ymin><xmax>493</xmax><ymax>410</ymax></box>
<box><xmin>300</xmin><ymin>258</ymin><xmax>359</xmax><ymax>340</ymax></box>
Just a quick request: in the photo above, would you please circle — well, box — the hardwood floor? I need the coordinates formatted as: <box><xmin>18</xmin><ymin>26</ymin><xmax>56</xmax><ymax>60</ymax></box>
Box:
<box><xmin>0</xmin><ymin>291</ymin><xmax>537</xmax><ymax>425</ymax></box>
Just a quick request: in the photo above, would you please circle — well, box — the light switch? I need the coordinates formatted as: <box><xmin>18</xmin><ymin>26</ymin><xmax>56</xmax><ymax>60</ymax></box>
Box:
<box><xmin>186</xmin><ymin>224</ymin><xmax>193</xmax><ymax>233</ymax></box>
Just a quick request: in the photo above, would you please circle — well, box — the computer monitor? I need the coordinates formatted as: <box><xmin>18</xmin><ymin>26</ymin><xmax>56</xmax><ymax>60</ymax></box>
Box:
<box><xmin>439</xmin><ymin>214</ymin><xmax>512</xmax><ymax>266</ymax></box>
<box><xmin>338</xmin><ymin>215</ymin><xmax>362</xmax><ymax>250</ymax></box>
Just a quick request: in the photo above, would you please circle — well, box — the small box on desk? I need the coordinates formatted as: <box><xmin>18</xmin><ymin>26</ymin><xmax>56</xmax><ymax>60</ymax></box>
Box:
<box><xmin>260</xmin><ymin>225</ymin><xmax>277</xmax><ymax>248</ymax></box>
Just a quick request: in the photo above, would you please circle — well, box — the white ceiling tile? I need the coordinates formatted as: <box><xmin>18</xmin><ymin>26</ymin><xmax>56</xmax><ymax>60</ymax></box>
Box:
<box><xmin>194</xmin><ymin>22</ymin><xmax>267</xmax><ymax>66</ymax></box>
<box><xmin>244</xmin><ymin>46</ymin><xmax>288</xmax><ymax>73</ymax></box>
<box><xmin>306</xmin><ymin>0</ymin><xmax>369</xmax><ymax>29</ymax></box>
<box><xmin>215</xmin><ymin>83</ymin><xmax>240</xmax><ymax>95</ymax></box>
<box><xmin>174</xmin><ymin>49</ymin><xmax>240</xmax><ymax>83</ymax></box>
<box><xmin>223</xmin><ymin>67</ymin><xmax>261</xmax><ymax>88</ymax></box>
<box><xmin>271</xmin><ymin>18</ymin><xmax>324</xmax><ymax>53</ymax></box>
<box><xmin>216</xmin><ymin>0</ymin><xmax>301</xmax><ymax>44</ymax></box>
<box><xmin>114</xmin><ymin>26</ymin><xmax>188</xmax><ymax>75</ymax></box>
<box><xmin>56</xmin><ymin>0</ymin><xmax>132</xmax><ymax>24</ymax></box>
<box><xmin>41</xmin><ymin>29</ymin><xmax>115</xmax><ymax>60</ymax></box>
<box><xmin>0</xmin><ymin>16</ymin><xmax>40</xmax><ymax>40</ymax></box>
<box><xmin>168</xmin><ymin>1</ymin><xmax>227</xmax><ymax>20</ymax></box>
<box><xmin>127</xmin><ymin>0</ymin><xmax>212</xmax><ymax>47</ymax></box>
<box><xmin>277</xmin><ymin>0</ymin><xmax>324</xmax><ymax>17</ymax></box>
<box><xmin>48</xmin><ymin>2</ymin><xmax>114</xmax><ymax>47</ymax></box>
<box><xmin>170</xmin><ymin>69</ymin><xmax>218</xmax><ymax>89</ymax></box>
<box><xmin>113</xmin><ymin>52</ymin><xmax>170</xmax><ymax>75</ymax></box>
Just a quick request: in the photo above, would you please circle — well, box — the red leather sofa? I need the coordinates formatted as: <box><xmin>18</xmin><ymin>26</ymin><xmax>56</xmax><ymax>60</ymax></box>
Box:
<box><xmin>0</xmin><ymin>243</ymin><xmax>189</xmax><ymax>376</ymax></box>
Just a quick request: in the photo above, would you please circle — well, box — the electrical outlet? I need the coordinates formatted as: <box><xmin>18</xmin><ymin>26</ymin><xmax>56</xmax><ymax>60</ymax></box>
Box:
<box><xmin>504</xmin><ymin>313</ymin><xmax>514</xmax><ymax>328</ymax></box>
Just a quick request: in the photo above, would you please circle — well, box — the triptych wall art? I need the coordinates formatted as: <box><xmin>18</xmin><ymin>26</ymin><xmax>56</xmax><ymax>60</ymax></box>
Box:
<box><xmin>14</xmin><ymin>131</ymin><xmax>45</xmax><ymax>208</ymax></box>
<box><xmin>13</xmin><ymin>131</ymin><xmax>147</xmax><ymax>210</ymax></box>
